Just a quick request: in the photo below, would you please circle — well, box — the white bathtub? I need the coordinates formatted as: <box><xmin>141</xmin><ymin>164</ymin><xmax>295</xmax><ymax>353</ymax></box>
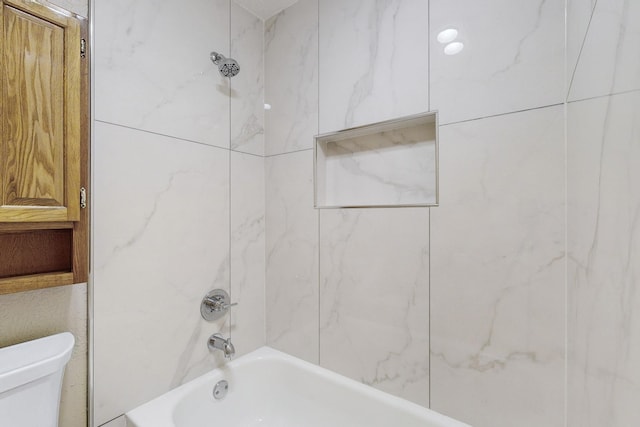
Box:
<box><xmin>126</xmin><ymin>347</ymin><xmax>469</xmax><ymax>427</ymax></box>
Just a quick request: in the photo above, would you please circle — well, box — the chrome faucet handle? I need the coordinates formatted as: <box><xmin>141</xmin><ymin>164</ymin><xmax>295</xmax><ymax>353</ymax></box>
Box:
<box><xmin>203</xmin><ymin>296</ymin><xmax>238</xmax><ymax>312</ymax></box>
<box><xmin>220</xmin><ymin>301</ymin><xmax>238</xmax><ymax>310</ymax></box>
<box><xmin>200</xmin><ymin>289</ymin><xmax>238</xmax><ymax>322</ymax></box>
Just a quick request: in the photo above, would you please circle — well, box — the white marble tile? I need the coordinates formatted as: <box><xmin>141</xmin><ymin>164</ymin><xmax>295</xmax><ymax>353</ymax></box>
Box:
<box><xmin>94</xmin><ymin>0</ymin><xmax>230</xmax><ymax>148</ymax></box>
<box><xmin>265</xmin><ymin>150</ymin><xmax>319</xmax><ymax>363</ymax></box>
<box><xmin>430</xmin><ymin>0</ymin><xmax>564</xmax><ymax>125</ymax></box>
<box><xmin>230</xmin><ymin>152</ymin><xmax>266</xmax><ymax>357</ymax></box>
<box><xmin>231</xmin><ymin>4</ymin><xmax>265</xmax><ymax>156</ymax></box>
<box><xmin>567</xmin><ymin>0</ymin><xmax>597</xmax><ymax>91</ymax></box>
<box><xmin>0</xmin><ymin>284</ymin><xmax>87</xmax><ymax>427</ymax></box>
<box><xmin>93</xmin><ymin>122</ymin><xmax>230</xmax><ymax>425</ymax></box>
<box><xmin>49</xmin><ymin>0</ymin><xmax>88</xmax><ymax>17</ymax></box>
<box><xmin>430</xmin><ymin>106</ymin><xmax>565</xmax><ymax>427</ymax></box>
<box><xmin>264</xmin><ymin>0</ymin><xmax>318</xmax><ymax>155</ymax></box>
<box><xmin>568</xmin><ymin>0</ymin><xmax>640</xmax><ymax>101</ymax></box>
<box><xmin>316</xmin><ymin>123</ymin><xmax>437</xmax><ymax>207</ymax></box>
<box><xmin>567</xmin><ymin>91</ymin><xmax>640</xmax><ymax>427</ymax></box>
<box><xmin>319</xmin><ymin>208</ymin><xmax>430</xmax><ymax>406</ymax></box>
<box><xmin>319</xmin><ymin>0</ymin><xmax>429</xmax><ymax>133</ymax></box>
<box><xmin>234</xmin><ymin>0</ymin><xmax>299</xmax><ymax>20</ymax></box>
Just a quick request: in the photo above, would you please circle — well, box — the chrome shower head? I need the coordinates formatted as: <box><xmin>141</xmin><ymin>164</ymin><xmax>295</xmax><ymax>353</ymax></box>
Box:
<box><xmin>210</xmin><ymin>51</ymin><xmax>240</xmax><ymax>78</ymax></box>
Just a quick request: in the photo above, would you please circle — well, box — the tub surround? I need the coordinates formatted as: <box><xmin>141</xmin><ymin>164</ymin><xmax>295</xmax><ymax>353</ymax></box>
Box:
<box><xmin>264</xmin><ymin>0</ymin><xmax>318</xmax><ymax>155</ymax></box>
<box><xmin>429</xmin><ymin>0</ymin><xmax>564</xmax><ymax>125</ymax></box>
<box><xmin>319</xmin><ymin>208</ymin><xmax>430</xmax><ymax>406</ymax></box>
<box><xmin>92</xmin><ymin>1</ymin><xmax>265</xmax><ymax>424</ymax></box>
<box><xmin>430</xmin><ymin>106</ymin><xmax>565</xmax><ymax>426</ymax></box>
<box><xmin>568</xmin><ymin>91</ymin><xmax>640</xmax><ymax>426</ymax></box>
<box><xmin>90</xmin><ymin>0</ymin><xmax>640</xmax><ymax>426</ymax></box>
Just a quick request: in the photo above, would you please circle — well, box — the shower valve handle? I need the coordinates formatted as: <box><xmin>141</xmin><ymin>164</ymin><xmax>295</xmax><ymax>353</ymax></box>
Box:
<box><xmin>204</xmin><ymin>296</ymin><xmax>238</xmax><ymax>312</ymax></box>
<box><xmin>200</xmin><ymin>289</ymin><xmax>238</xmax><ymax>321</ymax></box>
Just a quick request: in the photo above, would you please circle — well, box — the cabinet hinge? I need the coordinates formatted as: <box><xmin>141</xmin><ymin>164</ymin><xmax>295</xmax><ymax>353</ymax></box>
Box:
<box><xmin>80</xmin><ymin>38</ymin><xmax>86</xmax><ymax>58</ymax></box>
<box><xmin>80</xmin><ymin>187</ymin><xmax>87</xmax><ymax>209</ymax></box>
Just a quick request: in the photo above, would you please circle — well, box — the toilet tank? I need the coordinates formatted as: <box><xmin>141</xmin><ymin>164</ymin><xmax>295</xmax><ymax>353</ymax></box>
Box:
<box><xmin>0</xmin><ymin>332</ymin><xmax>75</xmax><ymax>427</ymax></box>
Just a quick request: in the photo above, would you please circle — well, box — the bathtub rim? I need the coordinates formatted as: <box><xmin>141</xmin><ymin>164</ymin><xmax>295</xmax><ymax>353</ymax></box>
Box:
<box><xmin>125</xmin><ymin>346</ymin><xmax>471</xmax><ymax>427</ymax></box>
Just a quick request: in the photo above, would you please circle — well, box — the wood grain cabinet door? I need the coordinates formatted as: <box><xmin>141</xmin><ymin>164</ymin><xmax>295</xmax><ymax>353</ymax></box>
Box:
<box><xmin>0</xmin><ymin>0</ymin><xmax>80</xmax><ymax>222</ymax></box>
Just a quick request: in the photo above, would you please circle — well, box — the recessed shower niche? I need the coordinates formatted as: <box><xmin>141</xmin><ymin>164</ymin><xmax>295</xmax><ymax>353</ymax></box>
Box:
<box><xmin>314</xmin><ymin>112</ymin><xmax>439</xmax><ymax>208</ymax></box>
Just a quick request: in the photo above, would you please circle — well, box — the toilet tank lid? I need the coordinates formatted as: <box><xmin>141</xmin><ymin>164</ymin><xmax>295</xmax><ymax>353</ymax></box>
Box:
<box><xmin>0</xmin><ymin>332</ymin><xmax>75</xmax><ymax>394</ymax></box>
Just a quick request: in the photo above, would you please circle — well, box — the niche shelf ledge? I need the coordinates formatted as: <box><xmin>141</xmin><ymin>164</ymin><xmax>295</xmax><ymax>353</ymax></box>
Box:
<box><xmin>314</xmin><ymin>111</ymin><xmax>439</xmax><ymax>208</ymax></box>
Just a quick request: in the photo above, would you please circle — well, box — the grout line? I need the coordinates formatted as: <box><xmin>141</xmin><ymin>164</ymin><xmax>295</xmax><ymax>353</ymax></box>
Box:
<box><xmin>427</xmin><ymin>0</ymin><xmax>431</xmax><ymax>113</ymax></box>
<box><xmin>564</xmin><ymin>1</ymin><xmax>569</xmax><ymax>425</ymax></box>
<box><xmin>94</xmin><ymin>120</ymin><xmax>231</xmax><ymax>152</ymax></box>
<box><xmin>95</xmin><ymin>119</ymin><xmax>266</xmax><ymax>158</ymax></box>
<box><xmin>265</xmin><ymin>147</ymin><xmax>314</xmax><ymax>158</ymax></box>
<box><xmin>262</xmin><ymin>14</ymin><xmax>268</xmax><ymax>351</ymax></box>
<box><xmin>428</xmin><ymin>207</ymin><xmax>432</xmax><ymax>409</ymax></box>
<box><xmin>567</xmin><ymin>87</ymin><xmax>640</xmax><ymax>104</ymax></box>
<box><xmin>439</xmin><ymin>102</ymin><xmax>565</xmax><ymax>127</ymax></box>
<box><xmin>317</xmin><ymin>0</ymin><xmax>321</xmax><ymax>367</ymax></box>
<box><xmin>230</xmin><ymin>148</ymin><xmax>265</xmax><ymax>158</ymax></box>
<box><xmin>427</xmin><ymin>0</ymin><xmax>432</xmax><ymax>408</ymax></box>
<box><xmin>228</xmin><ymin>0</ymin><xmax>233</xmax><ymax>339</ymax></box>
<box><xmin>566</xmin><ymin>0</ymin><xmax>599</xmax><ymax>99</ymax></box>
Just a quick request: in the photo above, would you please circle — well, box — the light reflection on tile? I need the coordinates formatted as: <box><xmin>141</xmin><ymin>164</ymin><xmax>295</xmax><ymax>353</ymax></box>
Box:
<box><xmin>430</xmin><ymin>0</ymin><xmax>564</xmax><ymax>124</ymax></box>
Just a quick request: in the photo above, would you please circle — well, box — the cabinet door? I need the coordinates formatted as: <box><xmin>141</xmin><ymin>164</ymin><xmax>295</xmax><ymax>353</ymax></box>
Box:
<box><xmin>0</xmin><ymin>0</ymin><xmax>80</xmax><ymax>222</ymax></box>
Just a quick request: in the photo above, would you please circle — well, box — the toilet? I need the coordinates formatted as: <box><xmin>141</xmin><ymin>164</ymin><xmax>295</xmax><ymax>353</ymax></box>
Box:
<box><xmin>0</xmin><ymin>332</ymin><xmax>75</xmax><ymax>427</ymax></box>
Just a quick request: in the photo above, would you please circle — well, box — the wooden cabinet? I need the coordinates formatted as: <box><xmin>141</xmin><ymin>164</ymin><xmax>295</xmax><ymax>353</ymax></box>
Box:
<box><xmin>1</xmin><ymin>0</ymin><xmax>81</xmax><ymax>222</ymax></box>
<box><xmin>0</xmin><ymin>0</ymin><xmax>88</xmax><ymax>294</ymax></box>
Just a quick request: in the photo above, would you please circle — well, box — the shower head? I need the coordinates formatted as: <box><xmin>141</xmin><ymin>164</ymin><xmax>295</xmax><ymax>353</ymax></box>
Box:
<box><xmin>210</xmin><ymin>51</ymin><xmax>240</xmax><ymax>78</ymax></box>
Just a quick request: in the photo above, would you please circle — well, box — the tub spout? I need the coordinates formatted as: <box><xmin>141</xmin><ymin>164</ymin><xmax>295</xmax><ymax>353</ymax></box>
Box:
<box><xmin>208</xmin><ymin>334</ymin><xmax>235</xmax><ymax>359</ymax></box>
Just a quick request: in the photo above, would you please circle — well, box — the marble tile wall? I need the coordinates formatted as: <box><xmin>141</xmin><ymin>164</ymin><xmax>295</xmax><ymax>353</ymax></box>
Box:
<box><xmin>265</xmin><ymin>0</ymin><xmax>433</xmax><ymax>407</ymax></box>
<box><xmin>94</xmin><ymin>0</ymin><xmax>230</xmax><ymax>148</ymax></box>
<box><xmin>264</xmin><ymin>0</ymin><xmax>318</xmax><ymax>155</ymax></box>
<box><xmin>93</xmin><ymin>1</ymin><xmax>265</xmax><ymax>425</ymax></box>
<box><xmin>88</xmin><ymin>0</ymin><xmax>639</xmax><ymax>426</ymax></box>
<box><xmin>93</xmin><ymin>122</ymin><xmax>231</xmax><ymax>425</ymax></box>
<box><xmin>318</xmin><ymin>0</ymin><xmax>429</xmax><ymax>132</ymax></box>
<box><xmin>265</xmin><ymin>150</ymin><xmax>319</xmax><ymax>362</ymax></box>
<box><xmin>430</xmin><ymin>106</ymin><xmax>565</xmax><ymax>427</ymax></box>
<box><xmin>567</xmin><ymin>0</ymin><xmax>640</xmax><ymax>424</ymax></box>
<box><xmin>319</xmin><ymin>208</ymin><xmax>430</xmax><ymax>406</ymax></box>
<box><xmin>263</xmin><ymin>0</ymin><xmax>319</xmax><ymax>362</ymax></box>
<box><xmin>430</xmin><ymin>0</ymin><xmax>564</xmax><ymax>124</ymax></box>
<box><xmin>568</xmin><ymin>0</ymin><xmax>640</xmax><ymax>102</ymax></box>
<box><xmin>231</xmin><ymin>4</ymin><xmax>265</xmax><ymax>155</ymax></box>
<box><xmin>230</xmin><ymin>151</ymin><xmax>266</xmax><ymax>356</ymax></box>
<box><xmin>567</xmin><ymin>90</ymin><xmax>640</xmax><ymax>427</ymax></box>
